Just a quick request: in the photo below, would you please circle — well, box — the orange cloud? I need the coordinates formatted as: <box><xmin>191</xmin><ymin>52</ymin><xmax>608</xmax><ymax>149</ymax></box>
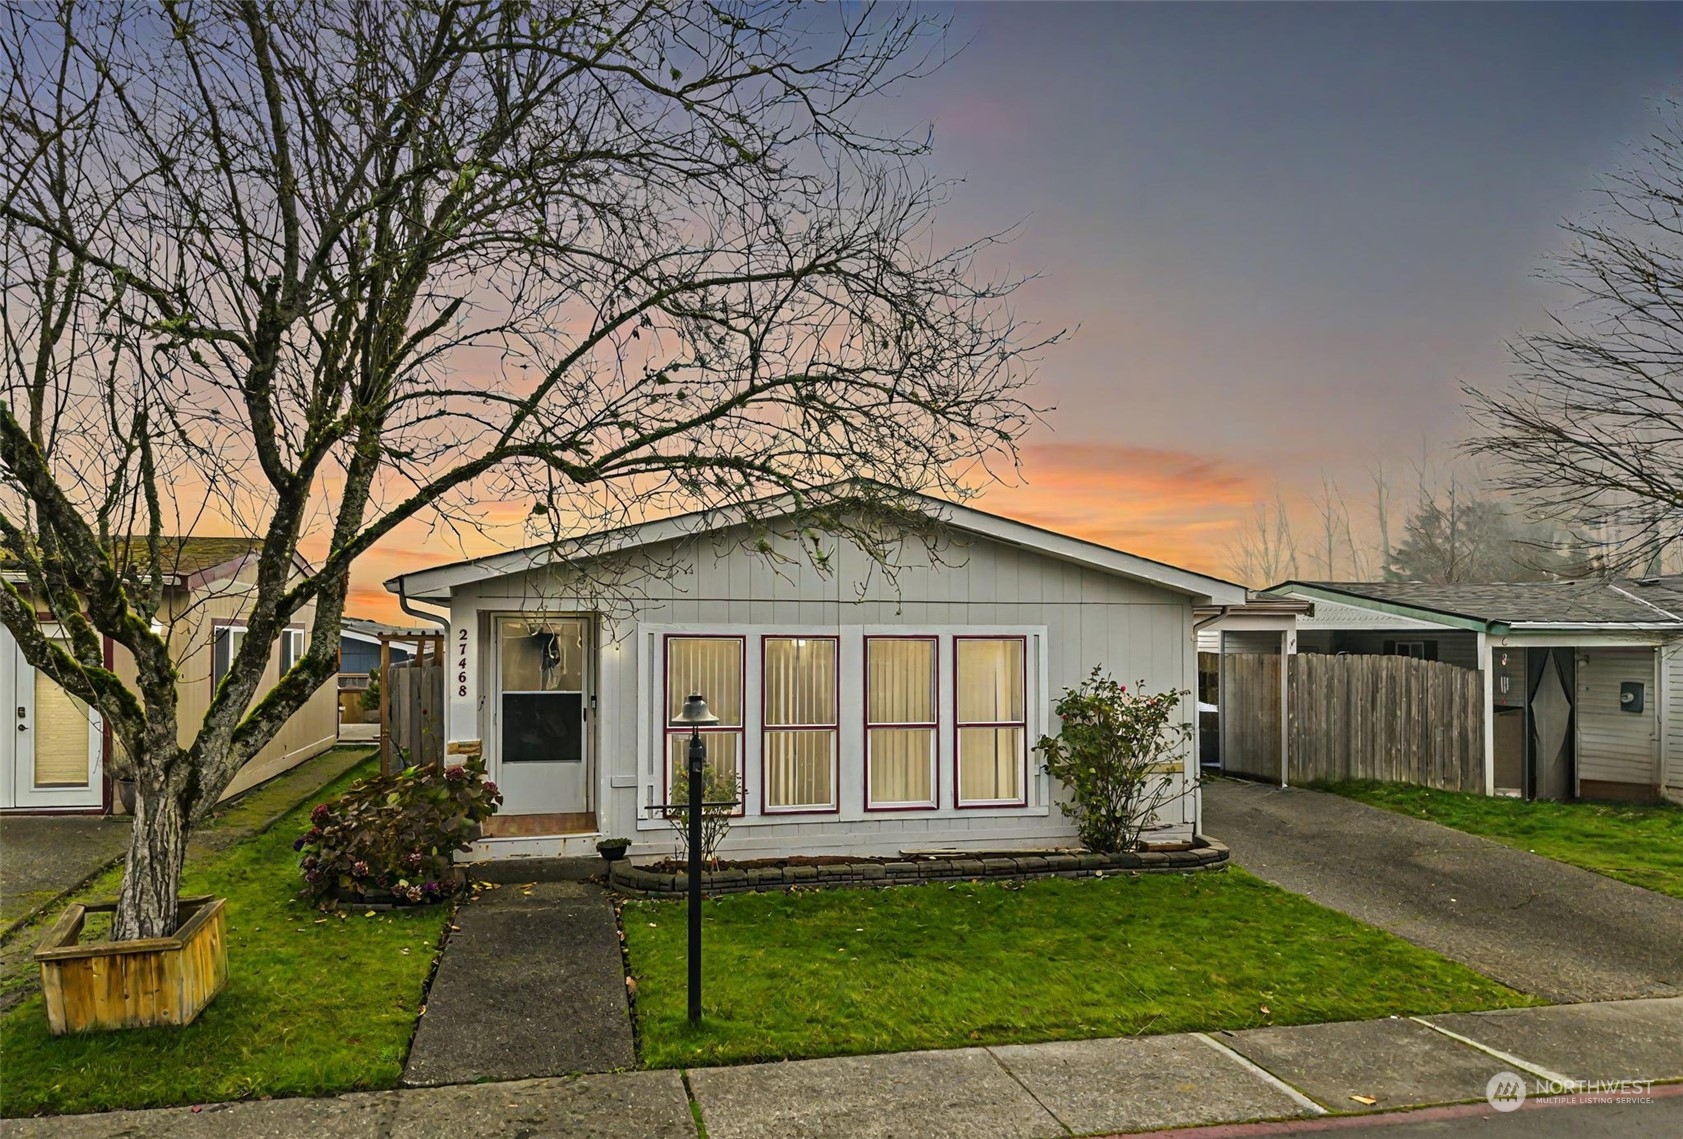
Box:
<box><xmin>972</xmin><ymin>443</ymin><xmax>1264</xmax><ymax>578</ymax></box>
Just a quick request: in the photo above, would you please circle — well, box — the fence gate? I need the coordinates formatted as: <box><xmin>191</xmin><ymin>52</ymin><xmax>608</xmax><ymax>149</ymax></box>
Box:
<box><xmin>1221</xmin><ymin>654</ymin><xmax>1282</xmax><ymax>781</ymax></box>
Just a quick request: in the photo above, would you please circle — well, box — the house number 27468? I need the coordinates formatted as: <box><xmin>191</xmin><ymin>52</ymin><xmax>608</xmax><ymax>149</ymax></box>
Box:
<box><xmin>456</xmin><ymin>627</ymin><xmax>469</xmax><ymax>697</ymax></box>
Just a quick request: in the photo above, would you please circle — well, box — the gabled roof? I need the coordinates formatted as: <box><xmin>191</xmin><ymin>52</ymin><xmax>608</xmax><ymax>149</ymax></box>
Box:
<box><xmin>1265</xmin><ymin>579</ymin><xmax>1683</xmax><ymax>632</ymax></box>
<box><xmin>341</xmin><ymin>616</ymin><xmax>436</xmax><ymax>644</ymax></box>
<box><xmin>385</xmin><ymin>491</ymin><xmax>1247</xmax><ymax>606</ymax></box>
<box><xmin>3</xmin><ymin>536</ymin><xmax>266</xmax><ymax>587</ymax></box>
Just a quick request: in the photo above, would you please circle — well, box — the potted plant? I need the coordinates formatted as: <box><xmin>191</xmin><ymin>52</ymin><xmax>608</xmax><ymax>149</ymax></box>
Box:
<box><xmin>596</xmin><ymin>836</ymin><xmax>631</xmax><ymax>862</ymax></box>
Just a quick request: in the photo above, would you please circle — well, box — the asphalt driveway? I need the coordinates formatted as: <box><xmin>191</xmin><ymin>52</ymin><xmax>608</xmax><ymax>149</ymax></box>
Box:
<box><xmin>1203</xmin><ymin>779</ymin><xmax>1683</xmax><ymax>1003</ymax></box>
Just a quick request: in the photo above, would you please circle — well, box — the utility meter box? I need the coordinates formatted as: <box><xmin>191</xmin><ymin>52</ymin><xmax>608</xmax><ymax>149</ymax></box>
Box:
<box><xmin>1619</xmin><ymin>681</ymin><xmax>1645</xmax><ymax>714</ymax></box>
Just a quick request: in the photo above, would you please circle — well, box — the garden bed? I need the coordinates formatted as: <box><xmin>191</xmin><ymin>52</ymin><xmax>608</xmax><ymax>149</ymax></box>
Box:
<box><xmin>609</xmin><ymin>839</ymin><xmax>1229</xmax><ymax>897</ymax></box>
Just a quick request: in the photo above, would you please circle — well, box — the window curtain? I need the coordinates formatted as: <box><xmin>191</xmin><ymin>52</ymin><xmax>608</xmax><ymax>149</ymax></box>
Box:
<box><xmin>957</xmin><ymin>638</ymin><xmax>1026</xmax><ymax>803</ymax></box>
<box><xmin>666</xmin><ymin>637</ymin><xmax>744</xmax><ymax>804</ymax></box>
<box><xmin>866</xmin><ymin>638</ymin><xmax>935</xmax><ymax>805</ymax></box>
<box><xmin>764</xmin><ymin>638</ymin><xmax>836</xmax><ymax>809</ymax></box>
<box><xmin>666</xmin><ymin>638</ymin><xmax>743</xmax><ymax>725</ymax></box>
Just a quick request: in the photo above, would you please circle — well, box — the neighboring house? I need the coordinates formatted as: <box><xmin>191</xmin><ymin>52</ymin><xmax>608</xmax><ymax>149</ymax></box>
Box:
<box><xmin>338</xmin><ymin>617</ymin><xmax>419</xmax><ymax>725</ymax></box>
<box><xmin>1264</xmin><ymin>579</ymin><xmax>1683</xmax><ymax>804</ymax></box>
<box><xmin>384</xmin><ymin>493</ymin><xmax>1246</xmax><ymax>861</ymax></box>
<box><xmin>0</xmin><ymin>538</ymin><xmax>340</xmax><ymax>813</ymax></box>
<box><xmin>1193</xmin><ymin>594</ymin><xmax>1314</xmax><ymax>771</ymax></box>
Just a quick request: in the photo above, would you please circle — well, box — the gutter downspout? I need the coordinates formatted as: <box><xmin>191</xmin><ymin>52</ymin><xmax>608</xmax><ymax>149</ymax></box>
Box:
<box><xmin>397</xmin><ymin>577</ymin><xmax>450</xmax><ymax>634</ymax></box>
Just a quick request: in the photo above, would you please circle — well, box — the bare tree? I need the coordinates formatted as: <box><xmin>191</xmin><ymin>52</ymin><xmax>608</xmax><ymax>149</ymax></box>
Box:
<box><xmin>1467</xmin><ymin>98</ymin><xmax>1683</xmax><ymax>571</ymax></box>
<box><xmin>0</xmin><ymin>1</ymin><xmax>1052</xmax><ymax>939</ymax></box>
<box><xmin>1224</xmin><ymin>488</ymin><xmax>1299</xmax><ymax>587</ymax></box>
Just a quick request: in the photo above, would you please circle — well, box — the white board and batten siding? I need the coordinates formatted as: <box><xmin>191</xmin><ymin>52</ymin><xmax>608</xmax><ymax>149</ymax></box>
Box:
<box><xmin>1575</xmin><ymin>647</ymin><xmax>1660</xmax><ymax>793</ymax></box>
<box><xmin>449</xmin><ymin>525</ymin><xmax>1205</xmax><ymax>858</ymax></box>
<box><xmin>1661</xmin><ymin>645</ymin><xmax>1683</xmax><ymax>803</ymax></box>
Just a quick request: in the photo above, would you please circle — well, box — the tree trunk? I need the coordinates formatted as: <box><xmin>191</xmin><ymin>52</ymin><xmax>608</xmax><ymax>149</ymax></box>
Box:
<box><xmin>113</xmin><ymin>781</ymin><xmax>191</xmax><ymax>941</ymax></box>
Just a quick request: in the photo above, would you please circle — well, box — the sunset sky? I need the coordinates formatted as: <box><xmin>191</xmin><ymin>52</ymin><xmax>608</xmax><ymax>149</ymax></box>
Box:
<box><xmin>348</xmin><ymin>2</ymin><xmax>1682</xmax><ymax>619</ymax></box>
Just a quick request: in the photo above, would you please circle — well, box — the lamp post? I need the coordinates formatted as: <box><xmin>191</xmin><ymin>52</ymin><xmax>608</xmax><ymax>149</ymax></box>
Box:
<box><xmin>670</xmin><ymin>692</ymin><xmax>717</xmax><ymax>1026</ymax></box>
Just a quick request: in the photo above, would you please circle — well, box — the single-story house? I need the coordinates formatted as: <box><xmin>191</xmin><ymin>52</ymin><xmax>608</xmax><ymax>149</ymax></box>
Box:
<box><xmin>1</xmin><ymin>538</ymin><xmax>340</xmax><ymax>813</ymax></box>
<box><xmin>1263</xmin><ymin>579</ymin><xmax>1683</xmax><ymax>804</ymax></box>
<box><xmin>383</xmin><ymin>493</ymin><xmax>1247</xmax><ymax>862</ymax></box>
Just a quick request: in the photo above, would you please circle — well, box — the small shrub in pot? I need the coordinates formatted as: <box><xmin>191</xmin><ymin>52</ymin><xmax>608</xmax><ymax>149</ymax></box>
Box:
<box><xmin>296</xmin><ymin>759</ymin><xmax>501</xmax><ymax>905</ymax></box>
<box><xmin>596</xmin><ymin>837</ymin><xmax>631</xmax><ymax>862</ymax></box>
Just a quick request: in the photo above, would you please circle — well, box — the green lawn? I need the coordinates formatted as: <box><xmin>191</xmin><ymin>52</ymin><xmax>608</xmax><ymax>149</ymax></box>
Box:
<box><xmin>1316</xmin><ymin>780</ymin><xmax>1683</xmax><ymax>901</ymax></box>
<box><xmin>0</xmin><ymin>758</ymin><xmax>449</xmax><ymax>1117</ymax></box>
<box><xmin>623</xmin><ymin>869</ymin><xmax>1539</xmax><ymax>1069</ymax></box>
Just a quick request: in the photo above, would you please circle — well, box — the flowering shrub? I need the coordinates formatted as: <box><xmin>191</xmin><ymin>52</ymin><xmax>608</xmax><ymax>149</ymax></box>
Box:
<box><xmin>296</xmin><ymin>759</ymin><xmax>501</xmax><ymax>905</ymax></box>
<box><xmin>1034</xmin><ymin>668</ymin><xmax>1194</xmax><ymax>853</ymax></box>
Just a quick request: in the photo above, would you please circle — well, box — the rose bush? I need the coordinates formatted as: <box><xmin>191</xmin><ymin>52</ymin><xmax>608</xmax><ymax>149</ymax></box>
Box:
<box><xmin>1034</xmin><ymin>668</ymin><xmax>1194</xmax><ymax>853</ymax></box>
<box><xmin>296</xmin><ymin>759</ymin><xmax>501</xmax><ymax>905</ymax></box>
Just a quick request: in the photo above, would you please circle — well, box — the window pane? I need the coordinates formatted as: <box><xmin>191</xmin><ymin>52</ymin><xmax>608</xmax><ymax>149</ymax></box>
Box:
<box><xmin>765</xmin><ymin>730</ymin><xmax>835</xmax><ymax>809</ymax></box>
<box><xmin>666</xmin><ymin>638</ymin><xmax>742</xmax><ymax>725</ymax></box>
<box><xmin>503</xmin><ymin>692</ymin><xmax>582</xmax><ymax>762</ymax></box>
<box><xmin>866</xmin><ymin>639</ymin><xmax>934</xmax><ymax>724</ymax></box>
<box><xmin>764</xmin><ymin>638</ymin><xmax>836</xmax><ymax>727</ymax></box>
<box><xmin>957</xmin><ymin>638</ymin><xmax>1024</xmax><ymax>723</ymax></box>
<box><xmin>868</xmin><ymin>727</ymin><xmax>933</xmax><ymax>804</ymax></box>
<box><xmin>502</xmin><ymin>619</ymin><xmax>585</xmax><ymax>691</ymax></box>
<box><xmin>959</xmin><ymin>727</ymin><xmax>1024</xmax><ymax>803</ymax></box>
<box><xmin>667</xmin><ymin>732</ymin><xmax>741</xmax><ymax>797</ymax></box>
<box><xmin>34</xmin><ymin>670</ymin><xmax>91</xmax><ymax>787</ymax></box>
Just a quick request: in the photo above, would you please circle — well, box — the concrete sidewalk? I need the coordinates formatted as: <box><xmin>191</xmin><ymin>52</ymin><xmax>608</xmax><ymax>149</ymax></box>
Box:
<box><xmin>1204</xmin><ymin>779</ymin><xmax>1683</xmax><ymax>1003</ymax></box>
<box><xmin>6</xmin><ymin>997</ymin><xmax>1679</xmax><ymax>1138</ymax></box>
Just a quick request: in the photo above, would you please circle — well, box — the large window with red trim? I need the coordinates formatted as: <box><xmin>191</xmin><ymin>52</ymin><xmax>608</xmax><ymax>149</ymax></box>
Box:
<box><xmin>664</xmin><ymin>635</ymin><xmax>744</xmax><ymax>811</ymax></box>
<box><xmin>762</xmin><ymin>636</ymin><xmax>838</xmax><ymax>812</ymax></box>
<box><xmin>864</xmin><ymin>636</ymin><xmax>938</xmax><ymax>809</ymax></box>
<box><xmin>955</xmin><ymin>636</ymin><xmax>1027</xmax><ymax>806</ymax></box>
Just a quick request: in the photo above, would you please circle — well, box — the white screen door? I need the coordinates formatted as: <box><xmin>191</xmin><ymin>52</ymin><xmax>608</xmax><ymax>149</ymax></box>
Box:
<box><xmin>494</xmin><ymin>617</ymin><xmax>591</xmax><ymax>815</ymax></box>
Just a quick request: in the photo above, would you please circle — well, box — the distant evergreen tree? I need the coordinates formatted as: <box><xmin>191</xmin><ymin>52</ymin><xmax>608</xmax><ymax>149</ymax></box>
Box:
<box><xmin>1386</xmin><ymin>487</ymin><xmax>1577</xmax><ymax>583</ymax></box>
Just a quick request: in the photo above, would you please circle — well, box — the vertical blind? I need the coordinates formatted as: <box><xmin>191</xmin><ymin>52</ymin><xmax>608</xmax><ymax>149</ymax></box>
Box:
<box><xmin>764</xmin><ymin>638</ymin><xmax>836</xmax><ymax>809</ymax></box>
<box><xmin>666</xmin><ymin>637</ymin><xmax>744</xmax><ymax>798</ymax></box>
<box><xmin>957</xmin><ymin>638</ymin><xmax>1026</xmax><ymax>803</ymax></box>
<box><xmin>866</xmin><ymin>638</ymin><xmax>936</xmax><ymax>806</ymax></box>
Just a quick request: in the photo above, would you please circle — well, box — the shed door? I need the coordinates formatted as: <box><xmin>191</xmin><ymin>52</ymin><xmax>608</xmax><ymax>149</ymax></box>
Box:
<box><xmin>1576</xmin><ymin>648</ymin><xmax>1659</xmax><ymax>799</ymax></box>
<box><xmin>1</xmin><ymin>628</ymin><xmax>103</xmax><ymax>810</ymax></box>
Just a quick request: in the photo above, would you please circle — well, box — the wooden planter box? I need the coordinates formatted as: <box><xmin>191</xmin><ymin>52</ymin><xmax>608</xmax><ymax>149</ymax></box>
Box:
<box><xmin>34</xmin><ymin>895</ymin><xmax>228</xmax><ymax>1035</ymax></box>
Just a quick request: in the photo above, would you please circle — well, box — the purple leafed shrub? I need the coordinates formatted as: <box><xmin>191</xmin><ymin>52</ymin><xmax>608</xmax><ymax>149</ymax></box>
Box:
<box><xmin>297</xmin><ymin>759</ymin><xmax>501</xmax><ymax>905</ymax></box>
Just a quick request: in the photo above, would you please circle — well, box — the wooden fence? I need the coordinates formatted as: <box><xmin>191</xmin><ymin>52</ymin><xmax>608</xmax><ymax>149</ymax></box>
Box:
<box><xmin>1222</xmin><ymin>653</ymin><xmax>1485</xmax><ymax>792</ymax></box>
<box><xmin>384</xmin><ymin>660</ymin><xmax>444</xmax><ymax>772</ymax></box>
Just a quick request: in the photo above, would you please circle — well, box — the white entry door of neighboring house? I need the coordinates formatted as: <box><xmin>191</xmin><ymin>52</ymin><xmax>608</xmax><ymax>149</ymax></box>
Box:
<box><xmin>491</xmin><ymin>616</ymin><xmax>592</xmax><ymax>817</ymax></box>
<box><xmin>0</xmin><ymin>626</ymin><xmax>103</xmax><ymax>810</ymax></box>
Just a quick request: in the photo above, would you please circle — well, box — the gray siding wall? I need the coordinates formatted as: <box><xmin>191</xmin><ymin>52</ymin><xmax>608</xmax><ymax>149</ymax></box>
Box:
<box><xmin>1576</xmin><ymin>647</ymin><xmax>1660</xmax><ymax>790</ymax></box>
<box><xmin>1665</xmin><ymin>646</ymin><xmax>1683</xmax><ymax>802</ymax></box>
<box><xmin>1296</xmin><ymin>629</ymin><xmax>1478</xmax><ymax>671</ymax></box>
<box><xmin>449</xmin><ymin>526</ymin><xmax>1200</xmax><ymax>856</ymax></box>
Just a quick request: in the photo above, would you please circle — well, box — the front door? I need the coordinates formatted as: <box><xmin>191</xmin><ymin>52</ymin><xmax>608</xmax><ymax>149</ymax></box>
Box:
<box><xmin>0</xmin><ymin>629</ymin><xmax>103</xmax><ymax>810</ymax></box>
<box><xmin>493</xmin><ymin>616</ymin><xmax>592</xmax><ymax>818</ymax></box>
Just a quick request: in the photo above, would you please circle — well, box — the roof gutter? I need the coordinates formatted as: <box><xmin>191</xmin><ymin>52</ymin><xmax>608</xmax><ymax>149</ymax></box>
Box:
<box><xmin>397</xmin><ymin>576</ymin><xmax>450</xmax><ymax>634</ymax></box>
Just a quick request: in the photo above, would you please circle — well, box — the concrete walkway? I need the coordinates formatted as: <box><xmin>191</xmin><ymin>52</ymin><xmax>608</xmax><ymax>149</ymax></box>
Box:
<box><xmin>1204</xmin><ymin>779</ymin><xmax>1683</xmax><ymax>1003</ymax></box>
<box><xmin>5</xmin><ymin>998</ymin><xmax>1679</xmax><ymax>1138</ymax></box>
<box><xmin>402</xmin><ymin>880</ymin><xmax>635</xmax><ymax>1085</ymax></box>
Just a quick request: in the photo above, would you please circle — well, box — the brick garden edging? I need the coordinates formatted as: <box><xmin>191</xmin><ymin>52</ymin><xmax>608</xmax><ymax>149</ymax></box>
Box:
<box><xmin>607</xmin><ymin>838</ymin><xmax>1229</xmax><ymax>897</ymax></box>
